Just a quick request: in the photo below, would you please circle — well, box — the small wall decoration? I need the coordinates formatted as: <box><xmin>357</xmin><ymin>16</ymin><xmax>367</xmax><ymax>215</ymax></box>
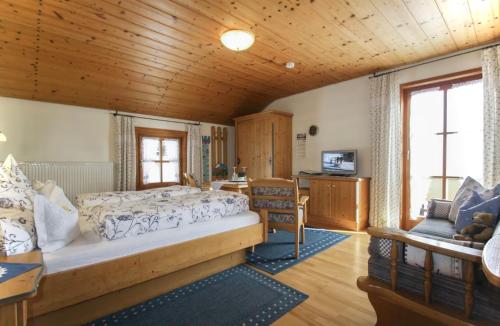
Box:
<box><xmin>202</xmin><ymin>136</ymin><xmax>211</xmax><ymax>183</ymax></box>
<box><xmin>296</xmin><ymin>133</ymin><xmax>307</xmax><ymax>159</ymax></box>
<box><xmin>309</xmin><ymin>125</ymin><xmax>318</xmax><ymax>136</ymax></box>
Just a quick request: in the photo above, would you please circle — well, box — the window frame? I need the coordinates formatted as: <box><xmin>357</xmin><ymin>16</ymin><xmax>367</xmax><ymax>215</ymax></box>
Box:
<box><xmin>135</xmin><ymin>127</ymin><xmax>187</xmax><ymax>190</ymax></box>
<box><xmin>401</xmin><ymin>68</ymin><xmax>482</xmax><ymax>230</ymax></box>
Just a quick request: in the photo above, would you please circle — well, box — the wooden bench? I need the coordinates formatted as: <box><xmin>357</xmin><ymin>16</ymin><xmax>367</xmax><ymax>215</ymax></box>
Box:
<box><xmin>357</xmin><ymin>227</ymin><xmax>494</xmax><ymax>326</ymax></box>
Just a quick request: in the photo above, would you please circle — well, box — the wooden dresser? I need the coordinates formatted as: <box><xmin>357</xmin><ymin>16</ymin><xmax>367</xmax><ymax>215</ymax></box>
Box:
<box><xmin>295</xmin><ymin>175</ymin><xmax>370</xmax><ymax>231</ymax></box>
<box><xmin>234</xmin><ymin>111</ymin><xmax>292</xmax><ymax>179</ymax></box>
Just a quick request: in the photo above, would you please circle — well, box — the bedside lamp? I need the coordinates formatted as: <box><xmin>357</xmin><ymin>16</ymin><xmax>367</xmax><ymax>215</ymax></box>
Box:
<box><xmin>0</xmin><ymin>131</ymin><xmax>6</xmax><ymax>142</ymax></box>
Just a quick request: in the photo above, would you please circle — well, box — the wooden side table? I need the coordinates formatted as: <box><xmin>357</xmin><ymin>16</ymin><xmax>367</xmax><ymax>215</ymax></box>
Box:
<box><xmin>0</xmin><ymin>251</ymin><xmax>43</xmax><ymax>326</ymax></box>
<box><xmin>483</xmin><ymin>234</ymin><xmax>500</xmax><ymax>287</ymax></box>
<box><xmin>220</xmin><ymin>183</ymin><xmax>248</xmax><ymax>194</ymax></box>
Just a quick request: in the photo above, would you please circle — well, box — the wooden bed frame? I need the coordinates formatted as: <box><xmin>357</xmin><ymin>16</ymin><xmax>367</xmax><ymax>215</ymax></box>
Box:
<box><xmin>357</xmin><ymin>227</ymin><xmax>491</xmax><ymax>326</ymax></box>
<box><xmin>27</xmin><ymin>222</ymin><xmax>265</xmax><ymax>326</ymax></box>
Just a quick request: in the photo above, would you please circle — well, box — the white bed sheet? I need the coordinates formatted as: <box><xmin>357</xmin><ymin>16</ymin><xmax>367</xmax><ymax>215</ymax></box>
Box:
<box><xmin>44</xmin><ymin>210</ymin><xmax>260</xmax><ymax>275</ymax></box>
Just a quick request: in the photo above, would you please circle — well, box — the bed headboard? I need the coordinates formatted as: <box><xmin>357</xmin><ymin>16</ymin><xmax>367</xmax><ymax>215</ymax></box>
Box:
<box><xmin>19</xmin><ymin>162</ymin><xmax>114</xmax><ymax>204</ymax></box>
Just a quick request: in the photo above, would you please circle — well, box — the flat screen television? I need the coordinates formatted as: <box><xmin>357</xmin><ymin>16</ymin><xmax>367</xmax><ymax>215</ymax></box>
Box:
<box><xmin>321</xmin><ymin>150</ymin><xmax>357</xmax><ymax>176</ymax></box>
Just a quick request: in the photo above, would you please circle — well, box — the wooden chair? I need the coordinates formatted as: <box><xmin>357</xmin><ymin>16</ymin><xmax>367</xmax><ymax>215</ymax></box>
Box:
<box><xmin>248</xmin><ymin>178</ymin><xmax>309</xmax><ymax>258</ymax></box>
<box><xmin>183</xmin><ymin>172</ymin><xmax>197</xmax><ymax>187</ymax></box>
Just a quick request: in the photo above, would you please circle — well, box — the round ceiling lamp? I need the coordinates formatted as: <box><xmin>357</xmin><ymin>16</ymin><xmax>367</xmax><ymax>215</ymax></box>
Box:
<box><xmin>220</xmin><ymin>30</ymin><xmax>255</xmax><ymax>51</ymax></box>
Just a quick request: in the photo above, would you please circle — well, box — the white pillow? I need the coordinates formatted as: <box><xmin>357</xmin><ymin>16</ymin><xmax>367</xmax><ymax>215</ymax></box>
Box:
<box><xmin>33</xmin><ymin>179</ymin><xmax>56</xmax><ymax>198</ymax></box>
<box><xmin>33</xmin><ymin>188</ymin><xmax>80</xmax><ymax>253</ymax></box>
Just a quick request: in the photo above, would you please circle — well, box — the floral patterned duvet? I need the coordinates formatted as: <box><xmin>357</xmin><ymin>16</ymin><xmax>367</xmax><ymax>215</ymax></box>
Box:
<box><xmin>76</xmin><ymin>186</ymin><xmax>201</xmax><ymax>208</ymax></box>
<box><xmin>79</xmin><ymin>190</ymin><xmax>249</xmax><ymax>240</ymax></box>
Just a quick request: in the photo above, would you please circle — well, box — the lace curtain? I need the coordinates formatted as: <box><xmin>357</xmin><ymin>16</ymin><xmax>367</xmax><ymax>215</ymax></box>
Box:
<box><xmin>115</xmin><ymin>115</ymin><xmax>136</xmax><ymax>191</ymax></box>
<box><xmin>482</xmin><ymin>46</ymin><xmax>500</xmax><ymax>187</ymax></box>
<box><xmin>369</xmin><ymin>73</ymin><xmax>401</xmax><ymax>228</ymax></box>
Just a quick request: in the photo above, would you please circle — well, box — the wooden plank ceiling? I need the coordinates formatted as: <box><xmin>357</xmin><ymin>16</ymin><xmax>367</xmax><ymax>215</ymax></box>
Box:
<box><xmin>0</xmin><ymin>0</ymin><xmax>499</xmax><ymax>124</ymax></box>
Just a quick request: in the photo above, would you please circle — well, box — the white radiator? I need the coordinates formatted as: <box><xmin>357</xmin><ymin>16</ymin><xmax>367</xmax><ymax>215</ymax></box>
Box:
<box><xmin>19</xmin><ymin>162</ymin><xmax>114</xmax><ymax>204</ymax></box>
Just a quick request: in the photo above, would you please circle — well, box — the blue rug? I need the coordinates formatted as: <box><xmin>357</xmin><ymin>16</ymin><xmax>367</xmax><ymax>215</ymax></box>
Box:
<box><xmin>87</xmin><ymin>265</ymin><xmax>307</xmax><ymax>326</ymax></box>
<box><xmin>246</xmin><ymin>228</ymin><xmax>350</xmax><ymax>274</ymax></box>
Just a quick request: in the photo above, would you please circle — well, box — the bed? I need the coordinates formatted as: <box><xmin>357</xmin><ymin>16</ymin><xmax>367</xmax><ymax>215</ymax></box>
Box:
<box><xmin>25</xmin><ymin>188</ymin><xmax>265</xmax><ymax>325</ymax></box>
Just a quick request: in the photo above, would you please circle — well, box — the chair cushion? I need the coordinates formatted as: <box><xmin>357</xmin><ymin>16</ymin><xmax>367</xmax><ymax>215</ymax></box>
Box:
<box><xmin>253</xmin><ymin>199</ymin><xmax>295</xmax><ymax>210</ymax></box>
<box><xmin>268</xmin><ymin>206</ymin><xmax>303</xmax><ymax>224</ymax></box>
<box><xmin>409</xmin><ymin>218</ymin><xmax>456</xmax><ymax>239</ymax></box>
<box><xmin>252</xmin><ymin>186</ymin><xmax>294</xmax><ymax>197</ymax></box>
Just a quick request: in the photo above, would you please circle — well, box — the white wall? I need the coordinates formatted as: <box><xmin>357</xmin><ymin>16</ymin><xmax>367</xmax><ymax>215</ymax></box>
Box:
<box><xmin>0</xmin><ymin>97</ymin><xmax>235</xmax><ymax>169</ymax></box>
<box><xmin>266</xmin><ymin>51</ymin><xmax>482</xmax><ymax>177</ymax></box>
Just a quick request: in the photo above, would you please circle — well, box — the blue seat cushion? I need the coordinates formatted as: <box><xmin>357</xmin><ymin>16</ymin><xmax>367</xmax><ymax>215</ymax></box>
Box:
<box><xmin>409</xmin><ymin>218</ymin><xmax>456</xmax><ymax>239</ymax></box>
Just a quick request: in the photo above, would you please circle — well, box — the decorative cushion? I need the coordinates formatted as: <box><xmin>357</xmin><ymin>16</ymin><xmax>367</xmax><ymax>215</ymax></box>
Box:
<box><xmin>0</xmin><ymin>155</ymin><xmax>34</xmax><ymax>212</ymax></box>
<box><xmin>0</xmin><ymin>208</ymin><xmax>36</xmax><ymax>255</ymax></box>
<box><xmin>449</xmin><ymin>177</ymin><xmax>485</xmax><ymax>222</ymax></box>
<box><xmin>455</xmin><ymin>195</ymin><xmax>500</xmax><ymax>233</ymax></box>
<box><xmin>426</xmin><ymin>199</ymin><xmax>452</xmax><ymax>219</ymax></box>
<box><xmin>34</xmin><ymin>194</ymin><xmax>79</xmax><ymax>253</ymax></box>
<box><xmin>480</xmin><ymin>183</ymin><xmax>500</xmax><ymax>201</ymax></box>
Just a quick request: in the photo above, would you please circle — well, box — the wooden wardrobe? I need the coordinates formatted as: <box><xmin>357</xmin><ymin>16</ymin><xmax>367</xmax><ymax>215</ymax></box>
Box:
<box><xmin>234</xmin><ymin>111</ymin><xmax>293</xmax><ymax>179</ymax></box>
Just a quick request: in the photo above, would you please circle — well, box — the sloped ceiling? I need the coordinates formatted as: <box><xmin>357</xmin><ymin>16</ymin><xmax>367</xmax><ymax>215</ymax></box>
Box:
<box><xmin>0</xmin><ymin>0</ymin><xmax>499</xmax><ymax>124</ymax></box>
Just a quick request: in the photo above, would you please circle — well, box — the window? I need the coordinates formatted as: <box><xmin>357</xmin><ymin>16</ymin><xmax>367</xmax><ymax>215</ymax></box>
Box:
<box><xmin>402</xmin><ymin>69</ymin><xmax>483</xmax><ymax>227</ymax></box>
<box><xmin>136</xmin><ymin>127</ymin><xmax>187</xmax><ymax>190</ymax></box>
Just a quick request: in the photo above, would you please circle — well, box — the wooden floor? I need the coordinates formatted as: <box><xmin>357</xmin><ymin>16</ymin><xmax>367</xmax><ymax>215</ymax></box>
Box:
<box><xmin>266</xmin><ymin>232</ymin><xmax>376</xmax><ymax>326</ymax></box>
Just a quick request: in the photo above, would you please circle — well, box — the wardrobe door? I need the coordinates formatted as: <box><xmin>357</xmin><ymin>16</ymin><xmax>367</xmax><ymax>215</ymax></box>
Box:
<box><xmin>236</xmin><ymin>117</ymin><xmax>273</xmax><ymax>179</ymax></box>
<box><xmin>272</xmin><ymin>114</ymin><xmax>292</xmax><ymax>178</ymax></box>
<box><xmin>236</xmin><ymin>119</ymin><xmax>255</xmax><ymax>177</ymax></box>
<box><xmin>253</xmin><ymin>117</ymin><xmax>273</xmax><ymax>178</ymax></box>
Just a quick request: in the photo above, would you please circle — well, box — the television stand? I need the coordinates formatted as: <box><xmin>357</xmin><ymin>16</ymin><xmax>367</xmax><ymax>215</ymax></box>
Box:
<box><xmin>293</xmin><ymin>174</ymin><xmax>370</xmax><ymax>231</ymax></box>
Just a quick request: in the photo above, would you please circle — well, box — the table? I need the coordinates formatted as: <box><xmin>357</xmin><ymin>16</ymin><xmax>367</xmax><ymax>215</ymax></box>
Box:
<box><xmin>0</xmin><ymin>251</ymin><xmax>43</xmax><ymax>326</ymax></box>
<box><xmin>211</xmin><ymin>180</ymin><xmax>249</xmax><ymax>194</ymax></box>
<box><xmin>483</xmin><ymin>234</ymin><xmax>500</xmax><ymax>287</ymax></box>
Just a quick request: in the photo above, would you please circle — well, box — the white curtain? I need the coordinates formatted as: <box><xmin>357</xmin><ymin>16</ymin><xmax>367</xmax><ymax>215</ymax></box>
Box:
<box><xmin>369</xmin><ymin>73</ymin><xmax>402</xmax><ymax>228</ymax></box>
<box><xmin>187</xmin><ymin>124</ymin><xmax>202</xmax><ymax>185</ymax></box>
<box><xmin>482</xmin><ymin>46</ymin><xmax>500</xmax><ymax>187</ymax></box>
<box><xmin>115</xmin><ymin>115</ymin><xmax>136</xmax><ymax>191</ymax></box>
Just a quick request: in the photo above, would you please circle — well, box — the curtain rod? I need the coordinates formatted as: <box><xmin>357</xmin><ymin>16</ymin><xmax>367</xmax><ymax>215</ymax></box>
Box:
<box><xmin>112</xmin><ymin>111</ymin><xmax>201</xmax><ymax>126</ymax></box>
<box><xmin>371</xmin><ymin>41</ymin><xmax>500</xmax><ymax>78</ymax></box>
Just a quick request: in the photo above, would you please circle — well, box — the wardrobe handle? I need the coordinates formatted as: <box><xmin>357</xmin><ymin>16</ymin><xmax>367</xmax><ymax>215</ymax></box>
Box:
<box><xmin>237</xmin><ymin>158</ymin><xmax>240</xmax><ymax>165</ymax></box>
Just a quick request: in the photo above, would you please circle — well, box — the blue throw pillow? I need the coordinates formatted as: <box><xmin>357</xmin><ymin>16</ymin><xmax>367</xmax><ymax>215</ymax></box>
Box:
<box><xmin>455</xmin><ymin>195</ymin><xmax>500</xmax><ymax>233</ymax></box>
<box><xmin>460</xmin><ymin>191</ymin><xmax>485</xmax><ymax>210</ymax></box>
<box><xmin>481</xmin><ymin>183</ymin><xmax>500</xmax><ymax>200</ymax></box>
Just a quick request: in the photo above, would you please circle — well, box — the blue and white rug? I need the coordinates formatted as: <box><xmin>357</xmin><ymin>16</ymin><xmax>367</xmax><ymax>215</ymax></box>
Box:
<box><xmin>246</xmin><ymin>228</ymin><xmax>350</xmax><ymax>274</ymax></box>
<box><xmin>0</xmin><ymin>262</ymin><xmax>41</xmax><ymax>283</ymax></box>
<box><xmin>87</xmin><ymin>264</ymin><xmax>308</xmax><ymax>326</ymax></box>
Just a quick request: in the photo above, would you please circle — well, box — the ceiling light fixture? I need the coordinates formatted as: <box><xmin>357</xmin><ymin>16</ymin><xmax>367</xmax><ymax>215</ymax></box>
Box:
<box><xmin>220</xmin><ymin>30</ymin><xmax>255</xmax><ymax>51</ymax></box>
<box><xmin>285</xmin><ymin>61</ymin><xmax>295</xmax><ymax>69</ymax></box>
